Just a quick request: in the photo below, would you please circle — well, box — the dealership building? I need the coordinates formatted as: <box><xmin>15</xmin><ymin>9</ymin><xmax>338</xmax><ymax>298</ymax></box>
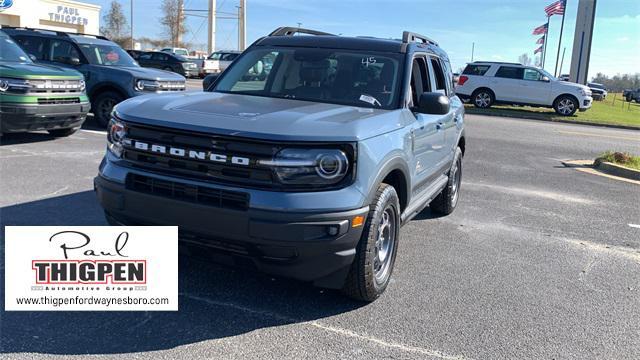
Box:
<box><xmin>0</xmin><ymin>0</ymin><xmax>100</xmax><ymax>35</ymax></box>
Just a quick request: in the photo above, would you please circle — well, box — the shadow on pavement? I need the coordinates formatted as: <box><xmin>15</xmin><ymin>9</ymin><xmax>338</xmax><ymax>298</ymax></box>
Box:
<box><xmin>0</xmin><ymin>191</ymin><xmax>364</xmax><ymax>355</ymax></box>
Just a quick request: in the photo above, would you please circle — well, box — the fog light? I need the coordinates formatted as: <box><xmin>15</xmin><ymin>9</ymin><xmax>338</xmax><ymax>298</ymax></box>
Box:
<box><xmin>327</xmin><ymin>225</ymin><xmax>339</xmax><ymax>236</ymax></box>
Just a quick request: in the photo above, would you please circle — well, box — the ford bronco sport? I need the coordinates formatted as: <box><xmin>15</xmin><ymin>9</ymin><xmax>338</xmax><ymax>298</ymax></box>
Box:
<box><xmin>0</xmin><ymin>30</ymin><xmax>89</xmax><ymax>137</ymax></box>
<box><xmin>2</xmin><ymin>27</ymin><xmax>186</xmax><ymax>127</ymax></box>
<box><xmin>95</xmin><ymin>27</ymin><xmax>466</xmax><ymax>302</ymax></box>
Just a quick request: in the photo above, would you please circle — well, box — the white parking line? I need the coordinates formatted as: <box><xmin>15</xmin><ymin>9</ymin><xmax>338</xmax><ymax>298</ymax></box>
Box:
<box><xmin>629</xmin><ymin>224</ymin><xmax>640</xmax><ymax>229</ymax></box>
<box><xmin>182</xmin><ymin>293</ymin><xmax>471</xmax><ymax>360</ymax></box>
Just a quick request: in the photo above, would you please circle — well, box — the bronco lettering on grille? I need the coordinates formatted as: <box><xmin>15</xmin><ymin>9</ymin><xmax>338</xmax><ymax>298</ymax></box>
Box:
<box><xmin>131</xmin><ymin>140</ymin><xmax>251</xmax><ymax>166</ymax></box>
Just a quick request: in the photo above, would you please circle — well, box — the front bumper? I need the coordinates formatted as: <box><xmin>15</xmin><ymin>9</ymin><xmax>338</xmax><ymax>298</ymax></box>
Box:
<box><xmin>579</xmin><ymin>96</ymin><xmax>593</xmax><ymax>111</ymax></box>
<box><xmin>0</xmin><ymin>102</ymin><xmax>90</xmax><ymax>133</ymax></box>
<box><xmin>94</xmin><ymin>162</ymin><xmax>369</xmax><ymax>288</ymax></box>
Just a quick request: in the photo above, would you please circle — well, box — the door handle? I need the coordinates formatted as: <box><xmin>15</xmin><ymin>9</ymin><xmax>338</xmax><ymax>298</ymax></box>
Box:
<box><xmin>436</xmin><ymin>122</ymin><xmax>444</xmax><ymax>130</ymax></box>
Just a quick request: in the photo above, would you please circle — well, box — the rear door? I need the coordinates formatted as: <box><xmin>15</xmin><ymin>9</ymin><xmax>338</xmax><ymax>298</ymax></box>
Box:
<box><xmin>408</xmin><ymin>56</ymin><xmax>446</xmax><ymax>196</ymax></box>
<box><xmin>492</xmin><ymin>66</ymin><xmax>524</xmax><ymax>102</ymax></box>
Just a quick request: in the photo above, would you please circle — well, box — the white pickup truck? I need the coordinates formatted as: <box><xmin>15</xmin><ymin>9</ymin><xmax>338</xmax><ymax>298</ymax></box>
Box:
<box><xmin>202</xmin><ymin>50</ymin><xmax>241</xmax><ymax>75</ymax></box>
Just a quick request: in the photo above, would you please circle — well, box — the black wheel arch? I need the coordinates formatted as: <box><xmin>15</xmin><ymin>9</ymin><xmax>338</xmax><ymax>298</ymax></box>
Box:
<box><xmin>366</xmin><ymin>157</ymin><xmax>411</xmax><ymax>214</ymax></box>
<box><xmin>89</xmin><ymin>83</ymin><xmax>129</xmax><ymax>102</ymax></box>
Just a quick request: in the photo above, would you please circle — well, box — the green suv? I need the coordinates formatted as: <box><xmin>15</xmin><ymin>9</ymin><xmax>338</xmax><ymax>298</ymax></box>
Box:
<box><xmin>0</xmin><ymin>30</ymin><xmax>90</xmax><ymax>137</ymax></box>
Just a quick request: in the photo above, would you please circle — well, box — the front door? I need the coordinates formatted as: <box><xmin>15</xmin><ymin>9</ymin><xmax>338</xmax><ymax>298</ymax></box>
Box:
<box><xmin>519</xmin><ymin>68</ymin><xmax>551</xmax><ymax>105</ymax></box>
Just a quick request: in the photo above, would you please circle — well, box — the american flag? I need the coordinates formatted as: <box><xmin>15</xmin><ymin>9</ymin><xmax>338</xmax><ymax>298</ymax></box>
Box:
<box><xmin>534</xmin><ymin>46</ymin><xmax>544</xmax><ymax>54</ymax></box>
<box><xmin>532</xmin><ymin>23</ymin><xmax>548</xmax><ymax>35</ymax></box>
<box><xmin>536</xmin><ymin>36</ymin><xmax>545</xmax><ymax>45</ymax></box>
<box><xmin>545</xmin><ymin>0</ymin><xmax>566</xmax><ymax>16</ymax></box>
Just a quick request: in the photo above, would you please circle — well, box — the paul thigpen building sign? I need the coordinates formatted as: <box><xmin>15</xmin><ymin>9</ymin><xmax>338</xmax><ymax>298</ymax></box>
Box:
<box><xmin>5</xmin><ymin>226</ymin><xmax>178</xmax><ymax>311</ymax></box>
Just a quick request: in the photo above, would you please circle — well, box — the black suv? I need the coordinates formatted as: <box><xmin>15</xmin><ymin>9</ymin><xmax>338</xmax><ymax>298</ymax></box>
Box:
<box><xmin>3</xmin><ymin>27</ymin><xmax>187</xmax><ymax>126</ymax></box>
<box><xmin>135</xmin><ymin>51</ymin><xmax>199</xmax><ymax>78</ymax></box>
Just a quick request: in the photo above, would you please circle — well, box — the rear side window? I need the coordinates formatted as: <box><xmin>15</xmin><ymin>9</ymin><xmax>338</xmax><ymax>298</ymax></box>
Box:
<box><xmin>50</xmin><ymin>40</ymin><xmax>81</xmax><ymax>63</ymax></box>
<box><xmin>462</xmin><ymin>64</ymin><xmax>490</xmax><ymax>76</ymax></box>
<box><xmin>429</xmin><ymin>57</ymin><xmax>448</xmax><ymax>95</ymax></box>
<box><xmin>495</xmin><ymin>66</ymin><xmax>524</xmax><ymax>79</ymax></box>
<box><xmin>14</xmin><ymin>36</ymin><xmax>47</xmax><ymax>60</ymax></box>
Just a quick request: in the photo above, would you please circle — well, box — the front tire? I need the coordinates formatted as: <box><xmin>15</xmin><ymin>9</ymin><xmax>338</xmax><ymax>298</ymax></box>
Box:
<box><xmin>47</xmin><ymin>127</ymin><xmax>79</xmax><ymax>137</ymax></box>
<box><xmin>93</xmin><ymin>91</ymin><xmax>123</xmax><ymax>127</ymax></box>
<box><xmin>430</xmin><ymin>147</ymin><xmax>463</xmax><ymax>215</ymax></box>
<box><xmin>472</xmin><ymin>89</ymin><xmax>494</xmax><ymax>108</ymax></box>
<box><xmin>343</xmin><ymin>184</ymin><xmax>400</xmax><ymax>302</ymax></box>
<box><xmin>554</xmin><ymin>95</ymin><xmax>578</xmax><ymax>116</ymax></box>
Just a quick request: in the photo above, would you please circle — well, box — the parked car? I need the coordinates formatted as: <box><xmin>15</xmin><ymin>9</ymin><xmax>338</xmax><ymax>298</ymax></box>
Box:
<box><xmin>136</xmin><ymin>51</ymin><xmax>199</xmax><ymax>78</ymax></box>
<box><xmin>3</xmin><ymin>27</ymin><xmax>187</xmax><ymax>126</ymax></box>
<box><xmin>202</xmin><ymin>50</ymin><xmax>241</xmax><ymax>75</ymax></box>
<box><xmin>126</xmin><ymin>49</ymin><xmax>145</xmax><ymax>60</ymax></box>
<box><xmin>0</xmin><ymin>30</ymin><xmax>90</xmax><ymax>137</ymax></box>
<box><xmin>558</xmin><ymin>74</ymin><xmax>570</xmax><ymax>81</ymax></box>
<box><xmin>587</xmin><ymin>82</ymin><xmax>607</xmax><ymax>101</ymax></box>
<box><xmin>95</xmin><ymin>27</ymin><xmax>466</xmax><ymax>302</ymax></box>
<box><xmin>455</xmin><ymin>61</ymin><xmax>592</xmax><ymax>116</ymax></box>
<box><xmin>623</xmin><ymin>88</ymin><xmax>640</xmax><ymax>103</ymax></box>
<box><xmin>160</xmin><ymin>47</ymin><xmax>190</xmax><ymax>57</ymax></box>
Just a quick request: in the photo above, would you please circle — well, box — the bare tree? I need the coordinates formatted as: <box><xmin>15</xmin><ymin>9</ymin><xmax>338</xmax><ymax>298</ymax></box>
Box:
<box><xmin>518</xmin><ymin>53</ymin><xmax>532</xmax><ymax>66</ymax></box>
<box><xmin>160</xmin><ymin>0</ymin><xmax>187</xmax><ymax>48</ymax></box>
<box><xmin>100</xmin><ymin>1</ymin><xmax>129</xmax><ymax>47</ymax></box>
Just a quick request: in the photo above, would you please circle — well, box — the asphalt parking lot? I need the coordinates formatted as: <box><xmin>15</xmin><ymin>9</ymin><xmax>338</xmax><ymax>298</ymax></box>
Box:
<box><xmin>1</xmin><ymin>109</ymin><xmax>639</xmax><ymax>359</ymax></box>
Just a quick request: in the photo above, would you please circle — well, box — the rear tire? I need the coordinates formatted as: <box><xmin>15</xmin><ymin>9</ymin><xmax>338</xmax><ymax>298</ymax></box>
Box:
<box><xmin>93</xmin><ymin>91</ymin><xmax>123</xmax><ymax>127</ymax></box>
<box><xmin>472</xmin><ymin>89</ymin><xmax>494</xmax><ymax>108</ymax></box>
<box><xmin>554</xmin><ymin>95</ymin><xmax>578</xmax><ymax>116</ymax></box>
<box><xmin>342</xmin><ymin>183</ymin><xmax>400</xmax><ymax>302</ymax></box>
<box><xmin>47</xmin><ymin>127</ymin><xmax>79</xmax><ymax>137</ymax></box>
<box><xmin>430</xmin><ymin>147</ymin><xmax>463</xmax><ymax>215</ymax></box>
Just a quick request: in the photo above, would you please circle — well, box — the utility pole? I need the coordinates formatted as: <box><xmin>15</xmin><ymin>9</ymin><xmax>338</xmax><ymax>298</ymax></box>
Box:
<box><xmin>238</xmin><ymin>0</ymin><xmax>246</xmax><ymax>51</ymax></box>
<box><xmin>207</xmin><ymin>0</ymin><xmax>216</xmax><ymax>54</ymax></box>
<box><xmin>130</xmin><ymin>0</ymin><xmax>134</xmax><ymax>49</ymax></box>
<box><xmin>471</xmin><ymin>42</ymin><xmax>475</xmax><ymax>62</ymax></box>
<box><xmin>176</xmin><ymin>0</ymin><xmax>184</xmax><ymax>47</ymax></box>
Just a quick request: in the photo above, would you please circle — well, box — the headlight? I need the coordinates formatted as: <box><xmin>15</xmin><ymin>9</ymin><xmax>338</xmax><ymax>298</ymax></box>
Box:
<box><xmin>0</xmin><ymin>77</ymin><xmax>31</xmax><ymax>93</ymax></box>
<box><xmin>182</xmin><ymin>62</ymin><xmax>195</xmax><ymax>69</ymax></box>
<box><xmin>134</xmin><ymin>79</ymin><xmax>160</xmax><ymax>92</ymax></box>
<box><xmin>259</xmin><ymin>148</ymin><xmax>351</xmax><ymax>186</ymax></box>
<box><xmin>79</xmin><ymin>79</ymin><xmax>86</xmax><ymax>92</ymax></box>
<box><xmin>107</xmin><ymin>117</ymin><xmax>127</xmax><ymax>158</ymax></box>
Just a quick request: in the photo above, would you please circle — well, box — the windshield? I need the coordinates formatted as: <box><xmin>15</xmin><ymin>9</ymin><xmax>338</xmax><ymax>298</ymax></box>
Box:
<box><xmin>0</xmin><ymin>36</ymin><xmax>31</xmax><ymax>63</ymax></box>
<box><xmin>214</xmin><ymin>47</ymin><xmax>404</xmax><ymax>109</ymax></box>
<box><xmin>589</xmin><ymin>83</ymin><xmax>605</xmax><ymax>90</ymax></box>
<box><xmin>77</xmin><ymin>43</ymin><xmax>138</xmax><ymax>66</ymax></box>
<box><xmin>174</xmin><ymin>49</ymin><xmax>188</xmax><ymax>56</ymax></box>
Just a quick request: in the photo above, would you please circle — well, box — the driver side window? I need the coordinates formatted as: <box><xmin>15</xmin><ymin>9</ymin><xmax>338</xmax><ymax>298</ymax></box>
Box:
<box><xmin>523</xmin><ymin>68</ymin><xmax>542</xmax><ymax>81</ymax></box>
<box><xmin>50</xmin><ymin>40</ymin><xmax>81</xmax><ymax>64</ymax></box>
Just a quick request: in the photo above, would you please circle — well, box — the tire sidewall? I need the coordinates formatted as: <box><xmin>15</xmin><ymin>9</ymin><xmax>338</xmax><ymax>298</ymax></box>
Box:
<box><xmin>94</xmin><ymin>92</ymin><xmax>123</xmax><ymax>127</ymax></box>
<box><xmin>554</xmin><ymin>95</ymin><xmax>578</xmax><ymax>116</ymax></box>
<box><xmin>473</xmin><ymin>89</ymin><xmax>493</xmax><ymax>108</ymax></box>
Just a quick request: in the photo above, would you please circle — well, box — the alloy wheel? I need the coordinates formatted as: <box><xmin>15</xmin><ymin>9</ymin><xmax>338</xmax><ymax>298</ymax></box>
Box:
<box><xmin>475</xmin><ymin>92</ymin><xmax>491</xmax><ymax>108</ymax></box>
<box><xmin>373</xmin><ymin>206</ymin><xmax>396</xmax><ymax>283</ymax></box>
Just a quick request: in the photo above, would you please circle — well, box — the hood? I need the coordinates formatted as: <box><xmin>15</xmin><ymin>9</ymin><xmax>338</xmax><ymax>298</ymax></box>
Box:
<box><xmin>554</xmin><ymin>80</ymin><xmax>590</xmax><ymax>93</ymax></box>
<box><xmin>0</xmin><ymin>62</ymin><xmax>83</xmax><ymax>79</ymax></box>
<box><xmin>115</xmin><ymin>92</ymin><xmax>404</xmax><ymax>142</ymax></box>
<box><xmin>95</xmin><ymin>66</ymin><xmax>185</xmax><ymax>81</ymax></box>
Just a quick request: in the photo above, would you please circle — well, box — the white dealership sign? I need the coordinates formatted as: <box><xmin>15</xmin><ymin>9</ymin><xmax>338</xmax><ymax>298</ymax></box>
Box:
<box><xmin>5</xmin><ymin>226</ymin><xmax>178</xmax><ymax>311</ymax></box>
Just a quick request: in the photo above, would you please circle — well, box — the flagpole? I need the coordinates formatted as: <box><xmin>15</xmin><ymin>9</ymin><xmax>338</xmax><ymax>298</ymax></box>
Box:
<box><xmin>542</xmin><ymin>16</ymin><xmax>550</xmax><ymax>68</ymax></box>
<box><xmin>553</xmin><ymin>1</ymin><xmax>567</xmax><ymax>77</ymax></box>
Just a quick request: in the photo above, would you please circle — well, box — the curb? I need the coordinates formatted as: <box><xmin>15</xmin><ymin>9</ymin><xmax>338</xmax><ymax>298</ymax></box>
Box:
<box><xmin>595</xmin><ymin>161</ymin><xmax>640</xmax><ymax>181</ymax></box>
<box><xmin>464</xmin><ymin>109</ymin><xmax>640</xmax><ymax>131</ymax></box>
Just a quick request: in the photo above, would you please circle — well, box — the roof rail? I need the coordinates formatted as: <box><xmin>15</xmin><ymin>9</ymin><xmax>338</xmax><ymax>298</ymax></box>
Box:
<box><xmin>472</xmin><ymin>61</ymin><xmax>522</xmax><ymax>65</ymax></box>
<box><xmin>268</xmin><ymin>27</ymin><xmax>335</xmax><ymax>37</ymax></box>
<box><xmin>0</xmin><ymin>26</ymin><xmax>110</xmax><ymax>41</ymax></box>
<box><xmin>402</xmin><ymin>31</ymin><xmax>438</xmax><ymax>46</ymax></box>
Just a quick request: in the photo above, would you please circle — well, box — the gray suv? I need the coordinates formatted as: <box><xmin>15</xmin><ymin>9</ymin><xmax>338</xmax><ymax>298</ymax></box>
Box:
<box><xmin>3</xmin><ymin>27</ymin><xmax>186</xmax><ymax>126</ymax></box>
<box><xmin>95</xmin><ymin>27</ymin><xmax>466</xmax><ymax>302</ymax></box>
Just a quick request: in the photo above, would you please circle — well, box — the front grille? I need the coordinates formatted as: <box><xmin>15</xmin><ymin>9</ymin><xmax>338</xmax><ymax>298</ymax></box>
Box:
<box><xmin>127</xmin><ymin>174</ymin><xmax>249</xmax><ymax>211</ymax></box>
<box><xmin>29</xmin><ymin>79</ymin><xmax>84</xmax><ymax>94</ymax></box>
<box><xmin>122</xmin><ymin>123</ymin><xmax>279</xmax><ymax>188</ymax></box>
<box><xmin>37</xmin><ymin>97</ymin><xmax>80</xmax><ymax>105</ymax></box>
<box><xmin>157</xmin><ymin>81</ymin><xmax>186</xmax><ymax>92</ymax></box>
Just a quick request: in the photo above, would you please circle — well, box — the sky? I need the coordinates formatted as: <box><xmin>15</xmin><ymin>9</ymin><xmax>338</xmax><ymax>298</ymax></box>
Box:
<box><xmin>87</xmin><ymin>0</ymin><xmax>640</xmax><ymax>78</ymax></box>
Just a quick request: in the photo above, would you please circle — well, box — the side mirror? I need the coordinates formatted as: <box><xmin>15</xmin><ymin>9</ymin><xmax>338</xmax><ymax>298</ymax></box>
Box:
<box><xmin>203</xmin><ymin>73</ymin><xmax>220</xmax><ymax>91</ymax></box>
<box><xmin>416</xmin><ymin>92</ymin><xmax>450</xmax><ymax>115</ymax></box>
<box><xmin>541</xmin><ymin>76</ymin><xmax>550</xmax><ymax>82</ymax></box>
<box><xmin>28</xmin><ymin>54</ymin><xmax>37</xmax><ymax>61</ymax></box>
